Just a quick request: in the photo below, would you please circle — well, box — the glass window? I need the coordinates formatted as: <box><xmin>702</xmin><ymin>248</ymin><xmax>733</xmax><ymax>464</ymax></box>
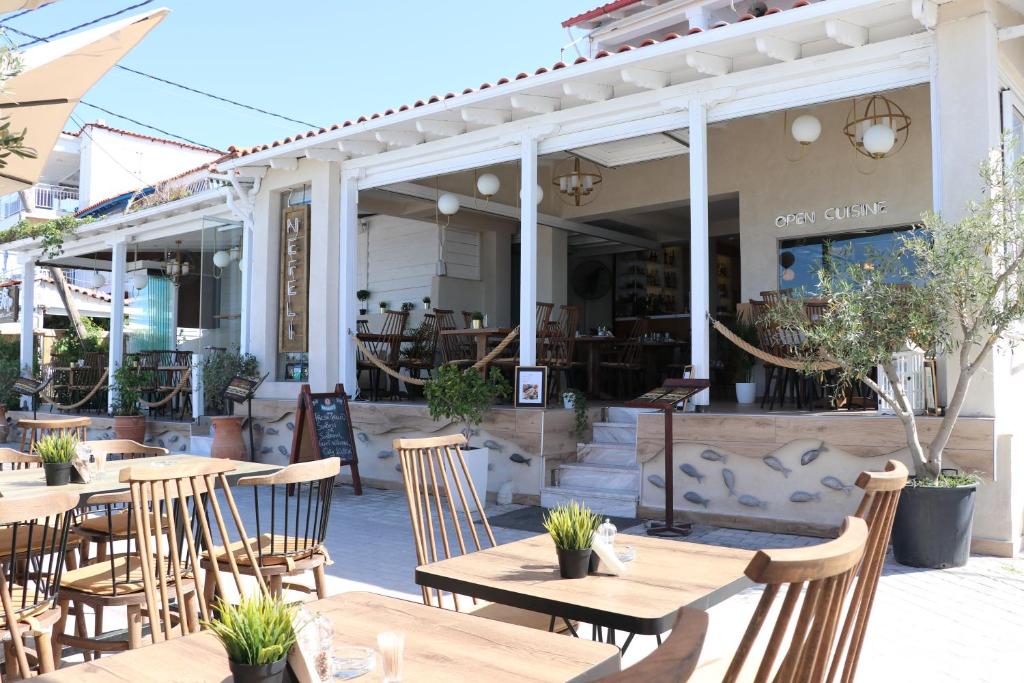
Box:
<box><xmin>778</xmin><ymin>227</ymin><xmax>914</xmax><ymax>293</ymax></box>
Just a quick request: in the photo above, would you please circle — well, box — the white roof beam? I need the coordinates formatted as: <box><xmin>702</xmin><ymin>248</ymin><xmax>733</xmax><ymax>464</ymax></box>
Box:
<box><xmin>269</xmin><ymin>158</ymin><xmax>298</xmax><ymax>171</ymax></box>
<box><xmin>374</xmin><ymin>130</ymin><xmax>424</xmax><ymax>147</ymax></box>
<box><xmin>825</xmin><ymin>19</ymin><xmax>868</xmax><ymax>48</ymax></box>
<box><xmin>621</xmin><ymin>66</ymin><xmax>669</xmax><ymax>90</ymax></box>
<box><xmin>563</xmin><ymin>81</ymin><xmax>614</xmax><ymax>102</ymax></box>
<box><xmin>755</xmin><ymin>36</ymin><xmax>801</xmax><ymax>62</ymax></box>
<box><xmin>305</xmin><ymin>148</ymin><xmax>347</xmax><ymax>163</ymax></box>
<box><xmin>999</xmin><ymin>24</ymin><xmax>1024</xmax><ymax>41</ymax></box>
<box><xmin>510</xmin><ymin>93</ymin><xmax>562</xmax><ymax>114</ymax></box>
<box><xmin>686</xmin><ymin>52</ymin><xmax>732</xmax><ymax>76</ymax></box>
<box><xmin>460</xmin><ymin>107</ymin><xmax>511</xmax><ymax>126</ymax></box>
<box><xmin>338</xmin><ymin>139</ymin><xmax>384</xmax><ymax>156</ymax></box>
<box><xmin>911</xmin><ymin>0</ymin><xmax>938</xmax><ymax>29</ymax></box>
<box><xmin>415</xmin><ymin>119</ymin><xmax>466</xmax><ymax>137</ymax></box>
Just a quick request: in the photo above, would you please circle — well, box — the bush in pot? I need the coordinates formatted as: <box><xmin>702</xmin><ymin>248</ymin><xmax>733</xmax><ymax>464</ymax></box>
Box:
<box><xmin>542</xmin><ymin>500</ymin><xmax>600</xmax><ymax>579</ymax></box>
<box><xmin>424</xmin><ymin>364</ymin><xmax>510</xmax><ymax>446</ymax></box>
<box><xmin>111</xmin><ymin>363</ymin><xmax>152</xmax><ymax>442</ymax></box>
<box><xmin>768</xmin><ymin>148</ymin><xmax>1024</xmax><ymax>568</ymax></box>
<box><xmin>202</xmin><ymin>351</ymin><xmax>259</xmax><ymax>415</ymax></box>
<box><xmin>204</xmin><ymin>594</ymin><xmax>297</xmax><ymax>683</ymax></box>
<box><xmin>562</xmin><ymin>389</ymin><xmax>589</xmax><ymax>440</ymax></box>
<box><xmin>356</xmin><ymin>289</ymin><xmax>370</xmax><ymax>316</ymax></box>
<box><xmin>36</xmin><ymin>432</ymin><xmax>78</xmax><ymax>486</ymax></box>
<box><xmin>722</xmin><ymin>319</ymin><xmax>758</xmax><ymax>404</ymax></box>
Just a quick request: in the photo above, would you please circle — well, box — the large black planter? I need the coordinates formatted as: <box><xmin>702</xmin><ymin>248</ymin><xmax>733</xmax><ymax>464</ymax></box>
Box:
<box><xmin>43</xmin><ymin>462</ymin><xmax>73</xmax><ymax>487</ymax></box>
<box><xmin>229</xmin><ymin>657</ymin><xmax>289</xmax><ymax>683</ymax></box>
<box><xmin>556</xmin><ymin>548</ymin><xmax>592</xmax><ymax>579</ymax></box>
<box><xmin>891</xmin><ymin>483</ymin><xmax>977</xmax><ymax>569</ymax></box>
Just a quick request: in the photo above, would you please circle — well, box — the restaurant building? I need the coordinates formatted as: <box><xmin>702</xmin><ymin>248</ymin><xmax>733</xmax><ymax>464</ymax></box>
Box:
<box><xmin>7</xmin><ymin>0</ymin><xmax>1024</xmax><ymax>556</ymax></box>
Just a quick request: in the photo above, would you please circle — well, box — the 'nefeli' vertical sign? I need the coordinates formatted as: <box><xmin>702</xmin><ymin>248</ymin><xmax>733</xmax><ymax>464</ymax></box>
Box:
<box><xmin>278</xmin><ymin>204</ymin><xmax>311</xmax><ymax>353</ymax></box>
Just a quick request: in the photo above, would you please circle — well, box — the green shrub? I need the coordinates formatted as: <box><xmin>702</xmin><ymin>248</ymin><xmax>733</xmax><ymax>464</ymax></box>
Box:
<box><xmin>111</xmin><ymin>363</ymin><xmax>153</xmax><ymax>417</ymax></box>
<box><xmin>424</xmin><ymin>364</ymin><xmax>510</xmax><ymax>444</ymax></box>
<box><xmin>202</xmin><ymin>351</ymin><xmax>258</xmax><ymax>415</ymax></box>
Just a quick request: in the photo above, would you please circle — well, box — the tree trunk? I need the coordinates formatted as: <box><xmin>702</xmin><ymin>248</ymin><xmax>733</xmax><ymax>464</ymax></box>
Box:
<box><xmin>47</xmin><ymin>267</ymin><xmax>87</xmax><ymax>340</ymax></box>
<box><xmin>878</xmin><ymin>362</ymin><xmax>929</xmax><ymax>477</ymax></box>
<box><xmin>927</xmin><ymin>341</ymin><xmax>995</xmax><ymax>478</ymax></box>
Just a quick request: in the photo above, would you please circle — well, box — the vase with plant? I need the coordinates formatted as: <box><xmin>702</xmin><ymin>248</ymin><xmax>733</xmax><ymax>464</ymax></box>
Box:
<box><xmin>562</xmin><ymin>389</ymin><xmax>589</xmax><ymax>440</ymax></box>
<box><xmin>36</xmin><ymin>432</ymin><xmax>78</xmax><ymax>486</ymax></box>
<box><xmin>111</xmin><ymin>363</ymin><xmax>151</xmax><ymax>442</ymax></box>
<box><xmin>422</xmin><ymin>296</ymin><xmax>431</xmax><ymax>310</ymax></box>
<box><xmin>400</xmin><ymin>301</ymin><xmax>415</xmax><ymax>313</ymax></box>
<box><xmin>542</xmin><ymin>500</ymin><xmax>600</xmax><ymax>579</ymax></box>
<box><xmin>378</xmin><ymin>301</ymin><xmax>389</xmax><ymax>314</ymax></box>
<box><xmin>202</xmin><ymin>351</ymin><xmax>258</xmax><ymax>415</ymax></box>
<box><xmin>723</xmin><ymin>319</ymin><xmax>758</xmax><ymax>404</ymax></box>
<box><xmin>204</xmin><ymin>594</ymin><xmax>298</xmax><ymax>683</ymax></box>
<box><xmin>470</xmin><ymin>311</ymin><xmax>484</xmax><ymax>329</ymax></box>
<box><xmin>356</xmin><ymin>289</ymin><xmax>370</xmax><ymax>316</ymax></box>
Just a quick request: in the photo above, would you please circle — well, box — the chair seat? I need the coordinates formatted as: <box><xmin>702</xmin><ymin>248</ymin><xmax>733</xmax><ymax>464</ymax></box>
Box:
<box><xmin>0</xmin><ymin>522</ymin><xmax>71</xmax><ymax>557</ymax></box>
<box><xmin>204</xmin><ymin>533</ymin><xmax>321</xmax><ymax>568</ymax></box>
<box><xmin>61</xmin><ymin>555</ymin><xmax>149</xmax><ymax>596</ymax></box>
<box><xmin>0</xmin><ymin>586</ymin><xmax>56</xmax><ymax>628</ymax></box>
<box><xmin>74</xmin><ymin>511</ymin><xmax>168</xmax><ymax>540</ymax></box>
<box><xmin>467</xmin><ymin>601</ymin><xmax>575</xmax><ymax>634</ymax></box>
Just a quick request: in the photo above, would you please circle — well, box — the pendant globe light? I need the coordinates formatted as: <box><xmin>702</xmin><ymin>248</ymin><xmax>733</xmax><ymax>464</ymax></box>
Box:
<box><xmin>843</xmin><ymin>94</ymin><xmax>911</xmax><ymax>160</ymax></box>
<box><xmin>790</xmin><ymin>114</ymin><xmax>821</xmax><ymax>145</ymax></box>
<box><xmin>437</xmin><ymin>192</ymin><xmax>460</xmax><ymax>216</ymax></box>
<box><xmin>476</xmin><ymin>172</ymin><xmax>500</xmax><ymax>198</ymax></box>
<box><xmin>131</xmin><ymin>243</ymin><xmax>148</xmax><ymax>290</ymax></box>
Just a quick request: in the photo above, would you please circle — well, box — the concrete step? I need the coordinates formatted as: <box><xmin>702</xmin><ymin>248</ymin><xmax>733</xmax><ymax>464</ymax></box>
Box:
<box><xmin>558</xmin><ymin>462</ymin><xmax>639</xmax><ymax>491</ymax></box>
<box><xmin>605</xmin><ymin>406</ymin><xmax>657</xmax><ymax>424</ymax></box>
<box><xmin>577</xmin><ymin>443</ymin><xmax>636</xmax><ymax>467</ymax></box>
<box><xmin>541</xmin><ymin>485</ymin><xmax>638</xmax><ymax>518</ymax></box>
<box><xmin>591</xmin><ymin>421</ymin><xmax>636</xmax><ymax>445</ymax></box>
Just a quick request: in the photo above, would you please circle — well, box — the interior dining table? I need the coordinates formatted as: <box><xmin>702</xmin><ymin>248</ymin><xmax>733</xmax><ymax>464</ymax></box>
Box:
<box><xmin>439</xmin><ymin>327</ymin><xmax>513</xmax><ymax>371</ymax></box>
<box><xmin>36</xmin><ymin>592</ymin><xmax>621</xmax><ymax>682</ymax></box>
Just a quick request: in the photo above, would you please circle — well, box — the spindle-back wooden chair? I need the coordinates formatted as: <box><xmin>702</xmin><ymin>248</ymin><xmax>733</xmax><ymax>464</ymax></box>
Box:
<box><xmin>599</xmin><ymin>317</ymin><xmax>648</xmax><ymax>398</ymax></box>
<box><xmin>826</xmin><ymin>460</ymin><xmax>908</xmax><ymax>683</ymax></box>
<box><xmin>436</xmin><ymin>309</ymin><xmax>476</xmax><ymax>368</ymax></box>
<box><xmin>394</xmin><ymin>434</ymin><xmax>571</xmax><ymax>633</ymax></box>
<box><xmin>18</xmin><ymin>417</ymin><xmax>90</xmax><ymax>453</ymax></box>
<box><xmin>399</xmin><ymin>312</ymin><xmax>440</xmax><ymax>382</ymax></box>
<box><xmin>0</xmin><ymin>447</ymin><xmax>40</xmax><ymax>471</ymax></box>
<box><xmin>202</xmin><ymin>458</ymin><xmax>339</xmax><ymax>599</ymax></box>
<box><xmin>0</xmin><ymin>490</ymin><xmax>78</xmax><ymax>678</ymax></box>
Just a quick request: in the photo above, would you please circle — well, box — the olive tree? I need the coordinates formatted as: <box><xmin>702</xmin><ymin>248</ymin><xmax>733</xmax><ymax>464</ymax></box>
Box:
<box><xmin>771</xmin><ymin>148</ymin><xmax>1024</xmax><ymax>481</ymax></box>
<box><xmin>0</xmin><ymin>36</ymin><xmax>36</xmax><ymax>168</ymax></box>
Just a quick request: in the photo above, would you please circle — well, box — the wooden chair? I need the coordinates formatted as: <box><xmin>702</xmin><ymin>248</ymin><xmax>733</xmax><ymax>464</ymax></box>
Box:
<box><xmin>436</xmin><ymin>309</ymin><xmax>475</xmax><ymax>369</ymax></box>
<box><xmin>399</xmin><ymin>312</ymin><xmax>440</xmax><ymax>382</ymax></box>
<box><xmin>0</xmin><ymin>490</ymin><xmax>79</xmax><ymax>679</ymax></box>
<box><xmin>18</xmin><ymin>417</ymin><xmax>90</xmax><ymax>453</ymax></box>
<box><xmin>380</xmin><ymin>309</ymin><xmax>410</xmax><ymax>399</ymax></box>
<box><xmin>394</xmin><ymin>434</ymin><xmax>572</xmax><ymax>633</ymax></box>
<box><xmin>356</xmin><ymin>319</ymin><xmax>384</xmax><ymax>400</ymax></box>
<box><xmin>600</xmin><ymin>317</ymin><xmax>649</xmax><ymax>399</ymax></box>
<box><xmin>826</xmin><ymin>460</ymin><xmax>908</xmax><ymax>683</ymax></box>
<box><xmin>543</xmin><ymin>305</ymin><xmax>580</xmax><ymax>398</ymax></box>
<box><xmin>0</xmin><ymin>447</ymin><xmax>41</xmax><ymax>471</ymax></box>
<box><xmin>203</xmin><ymin>458</ymin><xmax>340</xmax><ymax>600</ymax></box>
<box><xmin>602</xmin><ymin>517</ymin><xmax>869</xmax><ymax>683</ymax></box>
<box><xmin>536</xmin><ymin>301</ymin><xmax>554</xmax><ymax>337</ymax></box>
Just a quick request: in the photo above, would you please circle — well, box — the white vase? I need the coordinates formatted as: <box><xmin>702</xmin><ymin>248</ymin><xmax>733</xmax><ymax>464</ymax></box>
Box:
<box><xmin>562</xmin><ymin>393</ymin><xmax>575</xmax><ymax>410</ymax></box>
<box><xmin>453</xmin><ymin>446</ymin><xmax>490</xmax><ymax>512</ymax></box>
<box><xmin>736</xmin><ymin>382</ymin><xmax>756</xmax><ymax>404</ymax></box>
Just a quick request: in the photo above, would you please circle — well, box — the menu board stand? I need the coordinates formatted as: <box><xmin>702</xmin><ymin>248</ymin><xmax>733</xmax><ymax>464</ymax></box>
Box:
<box><xmin>289</xmin><ymin>384</ymin><xmax>362</xmax><ymax>495</ymax></box>
<box><xmin>221</xmin><ymin>373</ymin><xmax>269</xmax><ymax>462</ymax></box>
<box><xmin>13</xmin><ymin>376</ymin><xmax>47</xmax><ymax>420</ymax></box>
<box><xmin>627</xmin><ymin>378</ymin><xmax>710</xmax><ymax>538</ymax></box>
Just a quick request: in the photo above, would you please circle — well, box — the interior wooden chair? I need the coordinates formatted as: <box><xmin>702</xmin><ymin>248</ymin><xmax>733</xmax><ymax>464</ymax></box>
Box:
<box><xmin>436</xmin><ymin>309</ymin><xmax>476</xmax><ymax>369</ymax></box>
<box><xmin>599</xmin><ymin>317</ymin><xmax>649</xmax><ymax>399</ymax></box>
<box><xmin>394</xmin><ymin>434</ymin><xmax>572</xmax><ymax>633</ymax></box>
<box><xmin>356</xmin><ymin>319</ymin><xmax>384</xmax><ymax>400</ymax></box>
<box><xmin>202</xmin><ymin>458</ymin><xmax>340</xmax><ymax>600</ymax></box>
<box><xmin>0</xmin><ymin>447</ymin><xmax>41</xmax><ymax>471</ymax></box>
<box><xmin>380</xmin><ymin>309</ymin><xmax>410</xmax><ymax>399</ymax></box>
<box><xmin>0</xmin><ymin>490</ymin><xmax>79</xmax><ymax>679</ymax></box>
<box><xmin>18</xmin><ymin>417</ymin><xmax>90</xmax><ymax>453</ymax></box>
<box><xmin>600</xmin><ymin>517</ymin><xmax>869</xmax><ymax>683</ymax></box>
<box><xmin>826</xmin><ymin>460</ymin><xmax>908</xmax><ymax>683</ymax></box>
<box><xmin>399</xmin><ymin>312</ymin><xmax>440</xmax><ymax>382</ymax></box>
<box><xmin>543</xmin><ymin>305</ymin><xmax>580</xmax><ymax>398</ymax></box>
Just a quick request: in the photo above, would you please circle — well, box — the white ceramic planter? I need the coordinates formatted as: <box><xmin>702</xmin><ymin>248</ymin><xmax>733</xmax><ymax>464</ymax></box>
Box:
<box><xmin>736</xmin><ymin>382</ymin><xmax>756</xmax><ymax>404</ymax></box>
<box><xmin>562</xmin><ymin>393</ymin><xmax>576</xmax><ymax>410</ymax></box>
<box><xmin>452</xmin><ymin>446</ymin><xmax>489</xmax><ymax>512</ymax></box>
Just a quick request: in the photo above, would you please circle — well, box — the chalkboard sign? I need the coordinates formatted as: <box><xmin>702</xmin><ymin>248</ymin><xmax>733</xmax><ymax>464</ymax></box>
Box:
<box><xmin>289</xmin><ymin>384</ymin><xmax>362</xmax><ymax>495</ymax></box>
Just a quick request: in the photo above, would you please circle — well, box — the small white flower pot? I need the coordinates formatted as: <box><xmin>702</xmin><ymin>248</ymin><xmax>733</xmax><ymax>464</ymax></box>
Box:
<box><xmin>562</xmin><ymin>393</ymin><xmax>576</xmax><ymax>410</ymax></box>
<box><xmin>736</xmin><ymin>382</ymin><xmax>756</xmax><ymax>404</ymax></box>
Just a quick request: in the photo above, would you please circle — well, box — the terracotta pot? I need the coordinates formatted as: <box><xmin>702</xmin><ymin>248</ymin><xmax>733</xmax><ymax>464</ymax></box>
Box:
<box><xmin>211</xmin><ymin>416</ymin><xmax>247</xmax><ymax>461</ymax></box>
<box><xmin>113</xmin><ymin>415</ymin><xmax>146</xmax><ymax>442</ymax></box>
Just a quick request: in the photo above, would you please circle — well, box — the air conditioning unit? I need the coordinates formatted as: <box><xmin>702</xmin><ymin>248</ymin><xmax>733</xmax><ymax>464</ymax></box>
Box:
<box><xmin>877</xmin><ymin>348</ymin><xmax>925</xmax><ymax>415</ymax></box>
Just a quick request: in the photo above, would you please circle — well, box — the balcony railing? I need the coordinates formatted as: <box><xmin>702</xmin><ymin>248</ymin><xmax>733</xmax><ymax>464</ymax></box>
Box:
<box><xmin>33</xmin><ymin>184</ymin><xmax>79</xmax><ymax>211</ymax></box>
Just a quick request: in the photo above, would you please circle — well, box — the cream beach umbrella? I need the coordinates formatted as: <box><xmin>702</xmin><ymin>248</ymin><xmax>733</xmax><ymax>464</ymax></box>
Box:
<box><xmin>0</xmin><ymin>7</ymin><xmax>168</xmax><ymax>194</ymax></box>
<box><xmin>0</xmin><ymin>1</ymin><xmax>57</xmax><ymax>12</ymax></box>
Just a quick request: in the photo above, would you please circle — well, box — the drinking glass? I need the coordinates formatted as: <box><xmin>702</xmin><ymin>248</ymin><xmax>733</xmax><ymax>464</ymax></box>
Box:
<box><xmin>376</xmin><ymin>631</ymin><xmax>404</xmax><ymax>682</ymax></box>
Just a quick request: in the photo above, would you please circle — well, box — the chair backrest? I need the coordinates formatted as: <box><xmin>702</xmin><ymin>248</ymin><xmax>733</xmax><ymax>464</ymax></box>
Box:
<box><xmin>722</xmin><ymin>517</ymin><xmax>869</xmax><ymax>683</ymax></box>
<box><xmin>547</xmin><ymin>305</ymin><xmax>579</xmax><ymax>367</ymax></box>
<box><xmin>760</xmin><ymin>289</ymin><xmax>794</xmax><ymax>304</ymax></box>
<box><xmin>393</xmin><ymin>434</ymin><xmax>496</xmax><ymax>610</ymax></box>
<box><xmin>83</xmin><ymin>439</ymin><xmax>169</xmax><ymax>461</ymax></box>
<box><xmin>18</xmin><ymin>417</ymin><xmax>90</xmax><ymax>453</ymax></box>
<box><xmin>413</xmin><ymin>313</ymin><xmax>439</xmax><ymax>363</ymax></box>
<box><xmin>235</xmin><ymin>458</ymin><xmax>340</xmax><ymax>566</ymax></box>
<box><xmin>461</xmin><ymin>310</ymin><xmax>473</xmax><ymax>328</ymax></box>
<box><xmin>380</xmin><ymin>310</ymin><xmax>410</xmax><ymax>363</ymax></box>
<box><xmin>826</xmin><ymin>460</ymin><xmax>908</xmax><ymax>683</ymax></box>
<box><xmin>0</xmin><ymin>490</ymin><xmax>78</xmax><ymax>676</ymax></box>
<box><xmin>596</xmin><ymin>608</ymin><xmax>709</xmax><ymax>682</ymax></box>
<box><xmin>120</xmin><ymin>458</ymin><xmax>268</xmax><ymax>644</ymax></box>
<box><xmin>749</xmin><ymin>300</ymin><xmax>779</xmax><ymax>353</ymax></box>
<box><xmin>805</xmin><ymin>300</ymin><xmax>829</xmax><ymax>324</ymax></box>
<box><xmin>0</xmin><ymin>447</ymin><xmax>40</xmax><ymax>471</ymax></box>
<box><xmin>618</xmin><ymin>317</ymin><xmax>649</xmax><ymax>365</ymax></box>
<box><xmin>536</xmin><ymin>302</ymin><xmax>554</xmax><ymax>334</ymax></box>
<box><xmin>433</xmin><ymin>309</ymin><xmax>458</xmax><ymax>331</ymax></box>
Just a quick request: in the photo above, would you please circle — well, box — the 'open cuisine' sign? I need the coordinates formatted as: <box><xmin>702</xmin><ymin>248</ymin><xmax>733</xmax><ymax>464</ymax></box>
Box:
<box><xmin>775</xmin><ymin>201</ymin><xmax>888</xmax><ymax>229</ymax></box>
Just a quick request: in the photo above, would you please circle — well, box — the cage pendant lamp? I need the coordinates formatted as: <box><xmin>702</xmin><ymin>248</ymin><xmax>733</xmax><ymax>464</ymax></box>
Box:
<box><xmin>552</xmin><ymin>155</ymin><xmax>603</xmax><ymax>207</ymax></box>
<box><xmin>843</xmin><ymin>94</ymin><xmax>911</xmax><ymax>160</ymax></box>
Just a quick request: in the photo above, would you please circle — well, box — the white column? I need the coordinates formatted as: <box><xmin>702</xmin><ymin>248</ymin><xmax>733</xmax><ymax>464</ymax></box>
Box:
<box><xmin>689</xmin><ymin>100</ymin><xmax>710</xmax><ymax>406</ymax></box>
<box><xmin>309</xmin><ymin>160</ymin><xmax>341</xmax><ymax>392</ymax></box>
<box><xmin>519</xmin><ymin>136</ymin><xmax>539</xmax><ymax>366</ymax></box>
<box><xmin>107</xmin><ymin>239</ymin><xmax>127</xmax><ymax>413</ymax></box>
<box><xmin>338</xmin><ymin>171</ymin><xmax>359</xmax><ymax>396</ymax></box>
<box><xmin>239</xmin><ymin>217</ymin><xmax>253</xmax><ymax>355</ymax></box>
<box><xmin>18</xmin><ymin>256</ymin><xmax>35</xmax><ymax>408</ymax></box>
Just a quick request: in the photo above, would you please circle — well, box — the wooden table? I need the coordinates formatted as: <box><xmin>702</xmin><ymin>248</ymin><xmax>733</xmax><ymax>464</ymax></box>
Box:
<box><xmin>417</xmin><ymin>533</ymin><xmax>753</xmax><ymax>637</ymax></box>
<box><xmin>37</xmin><ymin>592</ymin><xmax>621</xmax><ymax>682</ymax></box>
<box><xmin>574</xmin><ymin>335</ymin><xmax>617</xmax><ymax>396</ymax></box>
<box><xmin>439</xmin><ymin>327</ymin><xmax>513</xmax><ymax>373</ymax></box>
<box><xmin>0</xmin><ymin>454</ymin><xmax>278</xmax><ymax>506</ymax></box>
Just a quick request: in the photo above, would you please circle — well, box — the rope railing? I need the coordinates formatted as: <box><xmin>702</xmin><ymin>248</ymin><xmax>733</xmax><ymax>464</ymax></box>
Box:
<box><xmin>40</xmin><ymin>369</ymin><xmax>109</xmax><ymax>411</ymax></box>
<box><xmin>139</xmin><ymin>370</ymin><xmax>192</xmax><ymax>409</ymax></box>
<box><xmin>351</xmin><ymin>326</ymin><xmax>521</xmax><ymax>387</ymax></box>
<box><xmin>709</xmin><ymin>314</ymin><xmax>841</xmax><ymax>372</ymax></box>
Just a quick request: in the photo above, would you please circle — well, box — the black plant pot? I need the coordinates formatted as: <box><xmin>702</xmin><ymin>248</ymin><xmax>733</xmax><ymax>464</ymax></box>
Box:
<box><xmin>891</xmin><ymin>483</ymin><xmax>977</xmax><ymax>569</ymax></box>
<box><xmin>229</xmin><ymin>657</ymin><xmax>289</xmax><ymax>683</ymax></box>
<box><xmin>358</xmin><ymin>308</ymin><xmax>367</xmax><ymax>316</ymax></box>
<box><xmin>588</xmin><ymin>551</ymin><xmax>601</xmax><ymax>574</ymax></box>
<box><xmin>556</xmin><ymin>547</ymin><xmax>592</xmax><ymax>579</ymax></box>
<box><xmin>43</xmin><ymin>462</ymin><xmax>73</xmax><ymax>487</ymax></box>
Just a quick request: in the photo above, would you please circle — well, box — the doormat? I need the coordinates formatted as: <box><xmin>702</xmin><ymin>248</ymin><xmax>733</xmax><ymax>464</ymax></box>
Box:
<box><xmin>488</xmin><ymin>507</ymin><xmax>643</xmax><ymax>534</ymax></box>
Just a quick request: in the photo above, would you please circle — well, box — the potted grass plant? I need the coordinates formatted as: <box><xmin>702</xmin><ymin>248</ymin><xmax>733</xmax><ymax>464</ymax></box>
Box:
<box><xmin>542</xmin><ymin>500</ymin><xmax>600</xmax><ymax>579</ymax></box>
<box><xmin>378</xmin><ymin>301</ymin><xmax>389</xmax><ymax>315</ymax></box>
<box><xmin>204</xmin><ymin>595</ymin><xmax>298</xmax><ymax>683</ymax></box>
<box><xmin>356</xmin><ymin>289</ymin><xmax>370</xmax><ymax>316</ymax></box>
<box><xmin>470</xmin><ymin>311</ymin><xmax>484</xmax><ymax>329</ymax></box>
<box><xmin>422</xmin><ymin>295</ymin><xmax>431</xmax><ymax>310</ymax></box>
<box><xmin>36</xmin><ymin>432</ymin><xmax>78</xmax><ymax>486</ymax></box>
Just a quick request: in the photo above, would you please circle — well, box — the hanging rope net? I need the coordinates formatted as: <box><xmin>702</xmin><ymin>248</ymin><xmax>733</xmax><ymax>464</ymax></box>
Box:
<box><xmin>40</xmin><ymin>369</ymin><xmax>109</xmax><ymax>411</ymax></box>
<box><xmin>351</xmin><ymin>326</ymin><xmax>521</xmax><ymax>387</ymax></box>
<box><xmin>709</xmin><ymin>315</ymin><xmax>841</xmax><ymax>373</ymax></box>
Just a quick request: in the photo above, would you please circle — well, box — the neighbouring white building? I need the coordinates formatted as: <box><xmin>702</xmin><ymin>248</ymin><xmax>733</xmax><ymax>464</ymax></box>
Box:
<box><xmin>6</xmin><ymin>0</ymin><xmax>1024</xmax><ymax>557</ymax></box>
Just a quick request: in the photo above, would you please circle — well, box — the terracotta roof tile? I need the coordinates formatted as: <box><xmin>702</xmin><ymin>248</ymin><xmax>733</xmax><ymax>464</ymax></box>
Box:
<box><xmin>562</xmin><ymin>0</ymin><xmax>646</xmax><ymax>28</ymax></box>
<box><xmin>68</xmin><ymin>122</ymin><xmax>222</xmax><ymax>154</ymax></box>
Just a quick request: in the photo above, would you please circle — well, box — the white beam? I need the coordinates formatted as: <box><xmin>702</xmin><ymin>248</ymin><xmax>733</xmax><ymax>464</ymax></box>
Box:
<box><xmin>107</xmin><ymin>239</ymin><xmax>127</xmax><ymax>413</ymax></box>
<box><xmin>460</xmin><ymin>107</ymin><xmax>511</xmax><ymax>126</ymax></box>
<box><xmin>562</xmin><ymin>81</ymin><xmax>614</xmax><ymax>102</ymax></box>
<box><xmin>305</xmin><ymin>148</ymin><xmax>347</xmax><ymax>163</ymax></box>
<box><xmin>233</xmin><ymin>166</ymin><xmax>269</xmax><ymax>180</ymax></box>
<box><xmin>911</xmin><ymin>0</ymin><xmax>938</xmax><ymax>29</ymax></box>
<box><xmin>510</xmin><ymin>93</ymin><xmax>562</xmax><ymax>114</ymax></box>
<box><xmin>686</xmin><ymin>51</ymin><xmax>732</xmax><ymax>76</ymax></box>
<box><xmin>825</xmin><ymin>19</ymin><xmax>868</xmax><ymax>48</ymax></box>
<box><xmin>686</xmin><ymin>7</ymin><xmax>708</xmax><ymax>31</ymax></box>
<box><xmin>338</xmin><ymin>139</ymin><xmax>384</xmax><ymax>156</ymax></box>
<box><xmin>415</xmin><ymin>119</ymin><xmax>466</xmax><ymax>137</ymax></box>
<box><xmin>755</xmin><ymin>36</ymin><xmax>801</xmax><ymax>62</ymax></box>
<box><xmin>519</xmin><ymin>136</ymin><xmax>538</xmax><ymax>367</ymax></box>
<box><xmin>18</xmin><ymin>256</ymin><xmax>34</xmax><ymax>406</ymax></box>
<box><xmin>339</xmin><ymin>171</ymin><xmax>359</xmax><ymax>396</ymax></box>
<box><xmin>998</xmin><ymin>24</ymin><xmax>1024</xmax><ymax>41</ymax></box>
<box><xmin>620</xmin><ymin>66</ymin><xmax>669</xmax><ymax>90</ymax></box>
<box><xmin>269</xmin><ymin>158</ymin><xmax>298</xmax><ymax>171</ymax></box>
<box><xmin>375</xmin><ymin>130</ymin><xmax>424</xmax><ymax>147</ymax></box>
<box><xmin>689</xmin><ymin>100</ymin><xmax>709</xmax><ymax>406</ymax></box>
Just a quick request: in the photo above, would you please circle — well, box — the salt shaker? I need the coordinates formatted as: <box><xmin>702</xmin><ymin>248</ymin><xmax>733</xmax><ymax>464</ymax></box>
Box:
<box><xmin>597</xmin><ymin>518</ymin><xmax>617</xmax><ymax>549</ymax></box>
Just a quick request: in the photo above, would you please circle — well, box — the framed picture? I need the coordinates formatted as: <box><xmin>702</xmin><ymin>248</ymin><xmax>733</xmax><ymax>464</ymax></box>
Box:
<box><xmin>514</xmin><ymin>366</ymin><xmax>548</xmax><ymax>408</ymax></box>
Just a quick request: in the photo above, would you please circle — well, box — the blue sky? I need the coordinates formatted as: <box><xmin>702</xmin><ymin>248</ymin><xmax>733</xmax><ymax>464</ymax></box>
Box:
<box><xmin>4</xmin><ymin>0</ymin><xmax>600</xmax><ymax>152</ymax></box>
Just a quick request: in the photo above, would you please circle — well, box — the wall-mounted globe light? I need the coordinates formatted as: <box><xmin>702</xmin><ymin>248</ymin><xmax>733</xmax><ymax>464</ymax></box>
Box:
<box><xmin>476</xmin><ymin>173</ymin><xmax>500</xmax><ymax>198</ymax></box>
